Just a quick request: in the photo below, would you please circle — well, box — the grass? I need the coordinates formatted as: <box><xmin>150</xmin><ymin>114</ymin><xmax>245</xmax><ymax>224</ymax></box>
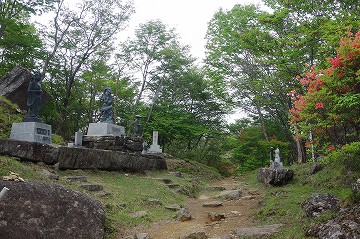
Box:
<box><xmin>240</xmin><ymin>162</ymin><xmax>356</xmax><ymax>239</ymax></box>
<box><xmin>0</xmin><ymin>96</ymin><xmax>23</xmax><ymax>138</ymax></box>
<box><xmin>0</xmin><ymin>155</ymin><xmax>215</xmax><ymax>238</ymax></box>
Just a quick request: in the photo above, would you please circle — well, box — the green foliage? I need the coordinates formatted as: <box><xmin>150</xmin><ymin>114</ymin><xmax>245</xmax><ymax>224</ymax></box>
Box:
<box><xmin>51</xmin><ymin>134</ymin><xmax>66</xmax><ymax>145</ymax></box>
<box><xmin>241</xmin><ymin>161</ymin><xmax>355</xmax><ymax>238</ymax></box>
<box><xmin>321</xmin><ymin>142</ymin><xmax>360</xmax><ymax>176</ymax></box>
<box><xmin>0</xmin><ymin>96</ymin><xmax>23</xmax><ymax>138</ymax></box>
<box><xmin>290</xmin><ymin>32</ymin><xmax>360</xmax><ymax>152</ymax></box>
<box><xmin>228</xmin><ymin>119</ymin><xmax>291</xmax><ymax>172</ymax></box>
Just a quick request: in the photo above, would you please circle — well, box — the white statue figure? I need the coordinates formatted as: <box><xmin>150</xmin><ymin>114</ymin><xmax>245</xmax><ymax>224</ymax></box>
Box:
<box><xmin>274</xmin><ymin>148</ymin><xmax>281</xmax><ymax>163</ymax></box>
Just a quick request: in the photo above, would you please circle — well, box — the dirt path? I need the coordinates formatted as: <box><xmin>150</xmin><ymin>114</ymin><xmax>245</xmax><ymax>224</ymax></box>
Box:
<box><xmin>119</xmin><ymin>177</ymin><xmax>261</xmax><ymax>239</ymax></box>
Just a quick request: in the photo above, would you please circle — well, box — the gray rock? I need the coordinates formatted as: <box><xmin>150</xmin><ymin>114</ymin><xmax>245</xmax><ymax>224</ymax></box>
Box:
<box><xmin>135</xmin><ymin>233</ymin><xmax>151</xmax><ymax>239</ymax></box>
<box><xmin>302</xmin><ymin>193</ymin><xmax>340</xmax><ymax>217</ymax></box>
<box><xmin>130</xmin><ymin>211</ymin><xmax>147</xmax><ymax>218</ymax></box>
<box><xmin>0</xmin><ymin>66</ymin><xmax>50</xmax><ymax>110</ymax></box>
<box><xmin>180</xmin><ymin>230</ymin><xmax>208</xmax><ymax>239</ymax></box>
<box><xmin>169</xmin><ymin>171</ymin><xmax>183</xmax><ymax>178</ymax></box>
<box><xmin>0</xmin><ymin>138</ymin><xmax>59</xmax><ymax>165</ymax></box>
<box><xmin>306</xmin><ymin>204</ymin><xmax>360</xmax><ymax>238</ymax></box>
<box><xmin>234</xmin><ymin>224</ymin><xmax>283</xmax><ymax>237</ymax></box>
<box><xmin>64</xmin><ymin>176</ymin><xmax>88</xmax><ymax>182</ymax></box>
<box><xmin>0</xmin><ymin>180</ymin><xmax>104</xmax><ymax>239</ymax></box>
<box><xmin>310</xmin><ymin>163</ymin><xmax>325</xmax><ymax>175</ymax></box>
<box><xmin>177</xmin><ymin>208</ymin><xmax>192</xmax><ymax>222</ymax></box>
<box><xmin>165</xmin><ymin>183</ymin><xmax>179</xmax><ymax>188</ymax></box>
<box><xmin>165</xmin><ymin>204</ymin><xmax>181</xmax><ymax>211</ymax></box>
<box><xmin>203</xmin><ymin>186</ymin><xmax>226</xmax><ymax>191</ymax></box>
<box><xmin>148</xmin><ymin>198</ymin><xmax>162</xmax><ymax>206</ymax></box>
<box><xmin>155</xmin><ymin>178</ymin><xmax>172</xmax><ymax>184</ymax></box>
<box><xmin>257</xmin><ymin>167</ymin><xmax>294</xmax><ymax>186</ymax></box>
<box><xmin>80</xmin><ymin>184</ymin><xmax>103</xmax><ymax>192</ymax></box>
<box><xmin>352</xmin><ymin>183</ymin><xmax>360</xmax><ymax>201</ymax></box>
<box><xmin>207</xmin><ymin>212</ymin><xmax>225</xmax><ymax>222</ymax></box>
<box><xmin>41</xmin><ymin>169</ymin><xmax>59</xmax><ymax>180</ymax></box>
<box><xmin>202</xmin><ymin>201</ymin><xmax>223</xmax><ymax>207</ymax></box>
<box><xmin>218</xmin><ymin>190</ymin><xmax>242</xmax><ymax>200</ymax></box>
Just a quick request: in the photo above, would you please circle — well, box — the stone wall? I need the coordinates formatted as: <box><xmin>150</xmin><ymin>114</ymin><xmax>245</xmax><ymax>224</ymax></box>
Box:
<box><xmin>0</xmin><ymin>138</ymin><xmax>167</xmax><ymax>172</ymax></box>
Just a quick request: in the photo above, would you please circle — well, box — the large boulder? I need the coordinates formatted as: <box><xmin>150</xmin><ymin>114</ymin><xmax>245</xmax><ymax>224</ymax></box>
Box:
<box><xmin>302</xmin><ymin>193</ymin><xmax>340</xmax><ymax>217</ymax></box>
<box><xmin>257</xmin><ymin>167</ymin><xmax>294</xmax><ymax>186</ymax></box>
<box><xmin>0</xmin><ymin>138</ymin><xmax>59</xmax><ymax>164</ymax></box>
<box><xmin>0</xmin><ymin>180</ymin><xmax>105</xmax><ymax>239</ymax></box>
<box><xmin>306</xmin><ymin>204</ymin><xmax>360</xmax><ymax>238</ymax></box>
<box><xmin>0</xmin><ymin>66</ymin><xmax>50</xmax><ymax>110</ymax></box>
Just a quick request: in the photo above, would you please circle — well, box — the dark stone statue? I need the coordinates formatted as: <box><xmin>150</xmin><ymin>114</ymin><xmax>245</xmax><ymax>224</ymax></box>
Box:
<box><xmin>99</xmin><ymin>87</ymin><xmax>115</xmax><ymax>124</ymax></box>
<box><xmin>23</xmin><ymin>71</ymin><xmax>43</xmax><ymax>122</ymax></box>
<box><xmin>134</xmin><ymin>115</ymin><xmax>142</xmax><ymax>137</ymax></box>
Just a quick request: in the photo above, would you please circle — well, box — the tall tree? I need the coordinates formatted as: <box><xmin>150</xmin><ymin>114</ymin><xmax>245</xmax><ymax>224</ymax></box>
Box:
<box><xmin>40</xmin><ymin>0</ymin><xmax>133</xmax><ymax>136</ymax></box>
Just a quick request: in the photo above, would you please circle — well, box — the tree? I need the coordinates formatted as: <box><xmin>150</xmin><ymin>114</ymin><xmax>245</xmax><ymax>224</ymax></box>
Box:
<box><xmin>289</xmin><ymin>31</ymin><xmax>360</xmax><ymax>155</ymax></box>
<box><xmin>40</xmin><ymin>0</ymin><xmax>133</xmax><ymax>136</ymax></box>
<box><xmin>116</xmin><ymin>20</ymin><xmax>179</xmax><ymax>133</ymax></box>
<box><xmin>0</xmin><ymin>0</ymin><xmax>54</xmax><ymax>75</ymax></box>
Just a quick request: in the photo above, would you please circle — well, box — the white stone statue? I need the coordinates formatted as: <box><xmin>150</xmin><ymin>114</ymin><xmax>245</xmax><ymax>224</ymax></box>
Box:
<box><xmin>274</xmin><ymin>148</ymin><xmax>281</xmax><ymax>162</ymax></box>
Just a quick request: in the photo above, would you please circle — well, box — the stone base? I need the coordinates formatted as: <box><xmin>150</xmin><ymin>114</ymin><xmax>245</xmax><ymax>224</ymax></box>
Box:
<box><xmin>9</xmin><ymin>122</ymin><xmax>52</xmax><ymax>144</ymax></box>
<box><xmin>258</xmin><ymin>167</ymin><xmax>294</xmax><ymax>186</ymax></box>
<box><xmin>87</xmin><ymin>123</ymin><xmax>125</xmax><ymax>136</ymax></box>
<box><xmin>22</xmin><ymin>116</ymin><xmax>42</xmax><ymax>123</ymax></box>
<box><xmin>148</xmin><ymin>144</ymin><xmax>162</xmax><ymax>153</ymax></box>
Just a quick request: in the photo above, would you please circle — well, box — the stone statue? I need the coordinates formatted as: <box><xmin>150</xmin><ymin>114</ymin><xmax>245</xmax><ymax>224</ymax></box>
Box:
<box><xmin>275</xmin><ymin>148</ymin><xmax>281</xmax><ymax>162</ymax></box>
<box><xmin>134</xmin><ymin>115</ymin><xmax>142</xmax><ymax>137</ymax></box>
<box><xmin>23</xmin><ymin>71</ymin><xmax>43</xmax><ymax>122</ymax></box>
<box><xmin>99</xmin><ymin>87</ymin><xmax>115</xmax><ymax>124</ymax></box>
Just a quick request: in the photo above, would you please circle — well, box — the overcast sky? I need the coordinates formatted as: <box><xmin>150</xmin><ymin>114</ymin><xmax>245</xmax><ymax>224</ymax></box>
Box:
<box><xmin>123</xmin><ymin>0</ymin><xmax>265</xmax><ymax>63</ymax></box>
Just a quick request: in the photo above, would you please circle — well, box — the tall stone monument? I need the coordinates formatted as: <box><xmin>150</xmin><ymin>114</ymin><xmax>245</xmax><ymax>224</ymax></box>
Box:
<box><xmin>9</xmin><ymin>71</ymin><xmax>52</xmax><ymax>144</ymax></box>
<box><xmin>87</xmin><ymin>87</ymin><xmax>125</xmax><ymax>136</ymax></box>
<box><xmin>148</xmin><ymin>131</ymin><xmax>162</xmax><ymax>153</ymax></box>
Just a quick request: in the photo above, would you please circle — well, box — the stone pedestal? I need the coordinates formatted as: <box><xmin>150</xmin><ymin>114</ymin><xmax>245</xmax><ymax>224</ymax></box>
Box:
<box><xmin>148</xmin><ymin>131</ymin><xmax>162</xmax><ymax>153</ymax></box>
<box><xmin>87</xmin><ymin>123</ymin><xmax>125</xmax><ymax>136</ymax></box>
<box><xmin>9</xmin><ymin>122</ymin><xmax>52</xmax><ymax>144</ymax></box>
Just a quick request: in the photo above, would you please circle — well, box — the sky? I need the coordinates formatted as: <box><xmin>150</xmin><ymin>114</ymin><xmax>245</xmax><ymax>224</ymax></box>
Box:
<box><xmin>123</xmin><ymin>0</ymin><xmax>265</xmax><ymax>63</ymax></box>
<box><xmin>121</xmin><ymin>0</ymin><xmax>267</xmax><ymax>122</ymax></box>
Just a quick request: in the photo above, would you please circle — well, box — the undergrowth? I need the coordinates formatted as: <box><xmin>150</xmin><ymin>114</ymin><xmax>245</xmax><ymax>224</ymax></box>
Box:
<box><xmin>0</xmin><ymin>156</ymin><xmax>213</xmax><ymax>238</ymax></box>
<box><xmin>240</xmin><ymin>148</ymin><xmax>358</xmax><ymax>239</ymax></box>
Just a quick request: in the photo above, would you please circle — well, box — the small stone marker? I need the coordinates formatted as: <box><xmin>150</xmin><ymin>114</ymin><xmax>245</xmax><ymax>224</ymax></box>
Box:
<box><xmin>147</xmin><ymin>131</ymin><xmax>162</xmax><ymax>153</ymax></box>
<box><xmin>74</xmin><ymin>131</ymin><xmax>83</xmax><ymax>146</ymax></box>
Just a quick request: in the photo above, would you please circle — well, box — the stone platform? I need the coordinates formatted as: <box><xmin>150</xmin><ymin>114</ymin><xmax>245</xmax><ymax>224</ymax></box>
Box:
<box><xmin>87</xmin><ymin>122</ymin><xmax>125</xmax><ymax>136</ymax></box>
<box><xmin>9</xmin><ymin>122</ymin><xmax>52</xmax><ymax>144</ymax></box>
<box><xmin>0</xmin><ymin>138</ymin><xmax>167</xmax><ymax>172</ymax></box>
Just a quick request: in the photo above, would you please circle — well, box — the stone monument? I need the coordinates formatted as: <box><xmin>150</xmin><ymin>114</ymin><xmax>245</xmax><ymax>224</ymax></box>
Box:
<box><xmin>148</xmin><ymin>131</ymin><xmax>162</xmax><ymax>153</ymax></box>
<box><xmin>270</xmin><ymin>147</ymin><xmax>283</xmax><ymax>169</ymax></box>
<box><xmin>87</xmin><ymin>87</ymin><xmax>125</xmax><ymax>136</ymax></box>
<box><xmin>9</xmin><ymin>70</ymin><xmax>52</xmax><ymax>144</ymax></box>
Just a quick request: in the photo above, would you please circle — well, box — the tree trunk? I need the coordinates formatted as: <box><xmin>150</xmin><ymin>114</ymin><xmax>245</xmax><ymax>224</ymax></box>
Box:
<box><xmin>256</xmin><ymin>103</ymin><xmax>269</xmax><ymax>141</ymax></box>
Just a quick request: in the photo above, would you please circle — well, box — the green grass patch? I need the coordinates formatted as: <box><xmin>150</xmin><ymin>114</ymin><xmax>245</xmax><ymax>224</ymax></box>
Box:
<box><xmin>0</xmin><ymin>96</ymin><xmax>23</xmax><ymax>138</ymax></box>
<box><xmin>0</xmin><ymin>156</ymin><xmax>217</xmax><ymax>238</ymax></box>
<box><xmin>240</xmin><ymin>162</ymin><xmax>356</xmax><ymax>238</ymax></box>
